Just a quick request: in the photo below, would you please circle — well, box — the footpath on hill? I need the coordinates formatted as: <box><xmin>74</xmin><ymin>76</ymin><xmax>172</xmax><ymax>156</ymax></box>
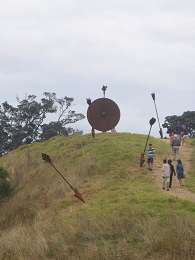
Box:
<box><xmin>152</xmin><ymin>139</ymin><xmax>195</xmax><ymax>203</ymax></box>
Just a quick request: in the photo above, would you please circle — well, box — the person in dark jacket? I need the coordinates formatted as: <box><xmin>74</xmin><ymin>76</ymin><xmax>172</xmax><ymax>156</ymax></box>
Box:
<box><xmin>172</xmin><ymin>135</ymin><xmax>180</xmax><ymax>161</ymax></box>
<box><xmin>168</xmin><ymin>159</ymin><xmax>176</xmax><ymax>188</ymax></box>
<box><xmin>176</xmin><ymin>159</ymin><xmax>185</xmax><ymax>187</ymax></box>
<box><xmin>175</xmin><ymin>122</ymin><xmax>183</xmax><ymax>140</ymax></box>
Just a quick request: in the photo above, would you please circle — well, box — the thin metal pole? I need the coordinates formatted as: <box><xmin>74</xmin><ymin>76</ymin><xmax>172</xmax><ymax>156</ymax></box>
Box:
<box><xmin>143</xmin><ymin>125</ymin><xmax>152</xmax><ymax>156</ymax></box>
<box><xmin>140</xmin><ymin>117</ymin><xmax>156</xmax><ymax>167</ymax></box>
<box><xmin>42</xmin><ymin>153</ymin><xmax>85</xmax><ymax>203</ymax></box>
<box><xmin>151</xmin><ymin>93</ymin><xmax>163</xmax><ymax>138</ymax></box>
<box><xmin>102</xmin><ymin>85</ymin><xmax>107</xmax><ymax>98</ymax></box>
<box><xmin>153</xmin><ymin>99</ymin><xmax>161</xmax><ymax>130</ymax></box>
<box><xmin>87</xmin><ymin>99</ymin><xmax>95</xmax><ymax>138</ymax></box>
<box><xmin>50</xmin><ymin>162</ymin><xmax>75</xmax><ymax>191</ymax></box>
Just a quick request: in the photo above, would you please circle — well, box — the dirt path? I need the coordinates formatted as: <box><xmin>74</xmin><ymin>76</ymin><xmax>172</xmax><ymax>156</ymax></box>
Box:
<box><xmin>152</xmin><ymin>139</ymin><xmax>195</xmax><ymax>203</ymax></box>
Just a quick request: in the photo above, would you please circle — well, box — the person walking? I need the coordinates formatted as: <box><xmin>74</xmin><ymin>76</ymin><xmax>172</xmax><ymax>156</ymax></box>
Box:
<box><xmin>162</xmin><ymin>159</ymin><xmax>171</xmax><ymax>191</ymax></box>
<box><xmin>169</xmin><ymin>132</ymin><xmax>175</xmax><ymax>155</ymax></box>
<box><xmin>181</xmin><ymin>125</ymin><xmax>191</xmax><ymax>148</ymax></box>
<box><xmin>175</xmin><ymin>122</ymin><xmax>183</xmax><ymax>140</ymax></box>
<box><xmin>147</xmin><ymin>143</ymin><xmax>154</xmax><ymax>171</ymax></box>
<box><xmin>176</xmin><ymin>159</ymin><xmax>185</xmax><ymax>187</ymax></box>
<box><xmin>171</xmin><ymin>134</ymin><xmax>180</xmax><ymax>161</ymax></box>
<box><xmin>168</xmin><ymin>159</ymin><xmax>176</xmax><ymax>188</ymax></box>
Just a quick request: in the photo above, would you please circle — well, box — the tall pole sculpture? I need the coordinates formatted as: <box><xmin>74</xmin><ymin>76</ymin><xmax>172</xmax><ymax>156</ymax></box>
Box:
<box><xmin>102</xmin><ymin>85</ymin><xmax>107</xmax><ymax>98</ymax></box>
<box><xmin>151</xmin><ymin>93</ymin><xmax>163</xmax><ymax>138</ymax></box>
<box><xmin>87</xmin><ymin>98</ymin><xmax>95</xmax><ymax>138</ymax></box>
<box><xmin>42</xmin><ymin>153</ymin><xmax>85</xmax><ymax>203</ymax></box>
<box><xmin>140</xmin><ymin>117</ymin><xmax>156</xmax><ymax>167</ymax></box>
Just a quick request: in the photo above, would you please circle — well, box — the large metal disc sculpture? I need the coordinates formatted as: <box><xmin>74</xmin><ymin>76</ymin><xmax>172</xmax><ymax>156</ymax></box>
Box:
<box><xmin>140</xmin><ymin>117</ymin><xmax>156</xmax><ymax>167</ymax></box>
<box><xmin>87</xmin><ymin>86</ymin><xmax>120</xmax><ymax>137</ymax></box>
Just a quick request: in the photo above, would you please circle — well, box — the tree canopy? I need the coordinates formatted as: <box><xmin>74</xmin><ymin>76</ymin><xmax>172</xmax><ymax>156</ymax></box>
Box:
<box><xmin>0</xmin><ymin>92</ymin><xmax>85</xmax><ymax>155</ymax></box>
<box><xmin>162</xmin><ymin>111</ymin><xmax>195</xmax><ymax>137</ymax></box>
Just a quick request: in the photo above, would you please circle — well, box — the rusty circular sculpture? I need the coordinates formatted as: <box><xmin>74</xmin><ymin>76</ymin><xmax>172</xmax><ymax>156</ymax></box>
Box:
<box><xmin>87</xmin><ymin>98</ymin><xmax>120</xmax><ymax>132</ymax></box>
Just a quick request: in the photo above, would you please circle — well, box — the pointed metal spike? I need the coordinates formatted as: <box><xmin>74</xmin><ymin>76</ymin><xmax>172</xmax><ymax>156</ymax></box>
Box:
<box><xmin>74</xmin><ymin>187</ymin><xmax>85</xmax><ymax>203</ymax></box>
<box><xmin>140</xmin><ymin>153</ymin><xmax>145</xmax><ymax>167</ymax></box>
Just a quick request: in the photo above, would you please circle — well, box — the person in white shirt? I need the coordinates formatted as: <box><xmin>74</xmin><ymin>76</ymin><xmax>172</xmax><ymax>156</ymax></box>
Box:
<box><xmin>162</xmin><ymin>159</ymin><xmax>171</xmax><ymax>191</ymax></box>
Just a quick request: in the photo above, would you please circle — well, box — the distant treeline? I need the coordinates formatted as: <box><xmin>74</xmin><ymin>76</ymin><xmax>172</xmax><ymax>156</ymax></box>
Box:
<box><xmin>162</xmin><ymin>111</ymin><xmax>195</xmax><ymax>137</ymax></box>
<box><xmin>0</xmin><ymin>92</ymin><xmax>85</xmax><ymax>156</ymax></box>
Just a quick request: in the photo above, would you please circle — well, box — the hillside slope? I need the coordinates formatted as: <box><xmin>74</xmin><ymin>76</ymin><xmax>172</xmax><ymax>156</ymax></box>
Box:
<box><xmin>153</xmin><ymin>139</ymin><xmax>195</xmax><ymax>202</ymax></box>
<box><xmin>0</xmin><ymin>133</ymin><xmax>195</xmax><ymax>260</ymax></box>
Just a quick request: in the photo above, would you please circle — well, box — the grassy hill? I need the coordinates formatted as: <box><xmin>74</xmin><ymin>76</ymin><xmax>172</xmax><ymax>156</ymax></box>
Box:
<box><xmin>0</xmin><ymin>133</ymin><xmax>195</xmax><ymax>260</ymax></box>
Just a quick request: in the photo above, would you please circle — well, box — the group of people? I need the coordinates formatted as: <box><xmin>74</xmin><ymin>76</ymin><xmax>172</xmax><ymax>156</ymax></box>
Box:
<box><xmin>171</xmin><ymin>122</ymin><xmax>191</xmax><ymax>147</ymax></box>
<box><xmin>169</xmin><ymin>122</ymin><xmax>191</xmax><ymax>161</ymax></box>
<box><xmin>146</xmin><ymin>121</ymin><xmax>189</xmax><ymax>191</ymax></box>
<box><xmin>147</xmin><ymin>143</ymin><xmax>185</xmax><ymax>191</ymax></box>
<box><xmin>162</xmin><ymin>158</ymin><xmax>184</xmax><ymax>191</ymax></box>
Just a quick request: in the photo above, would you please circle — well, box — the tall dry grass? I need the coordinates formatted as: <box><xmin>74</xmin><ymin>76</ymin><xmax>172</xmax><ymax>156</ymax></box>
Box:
<box><xmin>1</xmin><ymin>204</ymin><xmax>195</xmax><ymax>259</ymax></box>
<box><xmin>0</xmin><ymin>133</ymin><xmax>195</xmax><ymax>259</ymax></box>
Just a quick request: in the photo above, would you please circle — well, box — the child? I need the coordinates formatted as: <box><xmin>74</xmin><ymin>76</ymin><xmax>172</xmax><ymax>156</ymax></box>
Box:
<box><xmin>176</xmin><ymin>159</ymin><xmax>185</xmax><ymax>187</ymax></box>
<box><xmin>147</xmin><ymin>143</ymin><xmax>154</xmax><ymax>171</ymax></box>
<box><xmin>168</xmin><ymin>159</ymin><xmax>176</xmax><ymax>188</ymax></box>
<box><xmin>162</xmin><ymin>159</ymin><xmax>171</xmax><ymax>191</ymax></box>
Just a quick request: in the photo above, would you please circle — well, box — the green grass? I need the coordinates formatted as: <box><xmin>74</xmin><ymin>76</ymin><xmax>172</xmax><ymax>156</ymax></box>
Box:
<box><xmin>0</xmin><ymin>133</ymin><xmax>195</xmax><ymax>260</ymax></box>
<box><xmin>185</xmin><ymin>137</ymin><xmax>195</xmax><ymax>193</ymax></box>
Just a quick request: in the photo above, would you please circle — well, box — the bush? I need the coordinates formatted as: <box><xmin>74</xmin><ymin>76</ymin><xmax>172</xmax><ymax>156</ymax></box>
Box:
<box><xmin>0</xmin><ymin>165</ymin><xmax>12</xmax><ymax>199</ymax></box>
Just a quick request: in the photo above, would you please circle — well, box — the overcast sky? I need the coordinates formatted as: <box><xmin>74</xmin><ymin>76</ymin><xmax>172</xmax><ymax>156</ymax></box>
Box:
<box><xmin>1</xmin><ymin>0</ymin><xmax>195</xmax><ymax>138</ymax></box>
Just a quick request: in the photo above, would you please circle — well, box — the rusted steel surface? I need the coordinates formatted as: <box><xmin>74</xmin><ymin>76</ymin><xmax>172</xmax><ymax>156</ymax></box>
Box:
<box><xmin>87</xmin><ymin>98</ymin><xmax>120</xmax><ymax>132</ymax></box>
<box><xmin>74</xmin><ymin>187</ymin><xmax>85</xmax><ymax>203</ymax></box>
<box><xmin>140</xmin><ymin>153</ymin><xmax>145</xmax><ymax>167</ymax></box>
<box><xmin>42</xmin><ymin>153</ymin><xmax>85</xmax><ymax>203</ymax></box>
<box><xmin>159</xmin><ymin>128</ymin><xmax>163</xmax><ymax>139</ymax></box>
<box><xmin>140</xmin><ymin>117</ymin><xmax>156</xmax><ymax>167</ymax></box>
<box><xmin>151</xmin><ymin>92</ymin><xmax>163</xmax><ymax>138</ymax></box>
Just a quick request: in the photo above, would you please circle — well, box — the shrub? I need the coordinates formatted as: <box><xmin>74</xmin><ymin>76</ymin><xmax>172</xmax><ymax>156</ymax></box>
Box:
<box><xmin>0</xmin><ymin>165</ymin><xmax>12</xmax><ymax>199</ymax></box>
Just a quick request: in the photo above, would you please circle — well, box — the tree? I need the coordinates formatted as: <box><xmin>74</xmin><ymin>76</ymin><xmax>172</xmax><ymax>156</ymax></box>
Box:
<box><xmin>162</xmin><ymin>111</ymin><xmax>195</xmax><ymax>137</ymax></box>
<box><xmin>0</xmin><ymin>93</ymin><xmax>57</xmax><ymax>155</ymax></box>
<box><xmin>0</xmin><ymin>165</ymin><xmax>12</xmax><ymax>199</ymax></box>
<box><xmin>40</xmin><ymin>94</ymin><xmax>85</xmax><ymax>141</ymax></box>
<box><xmin>0</xmin><ymin>93</ymin><xmax>85</xmax><ymax>155</ymax></box>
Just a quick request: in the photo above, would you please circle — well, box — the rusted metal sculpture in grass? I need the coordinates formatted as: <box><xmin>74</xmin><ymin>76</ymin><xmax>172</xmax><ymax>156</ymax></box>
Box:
<box><xmin>87</xmin><ymin>86</ymin><xmax>120</xmax><ymax>137</ymax></box>
<box><xmin>41</xmin><ymin>153</ymin><xmax>85</xmax><ymax>203</ymax></box>
<box><xmin>151</xmin><ymin>93</ymin><xmax>163</xmax><ymax>138</ymax></box>
<box><xmin>140</xmin><ymin>117</ymin><xmax>156</xmax><ymax>167</ymax></box>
